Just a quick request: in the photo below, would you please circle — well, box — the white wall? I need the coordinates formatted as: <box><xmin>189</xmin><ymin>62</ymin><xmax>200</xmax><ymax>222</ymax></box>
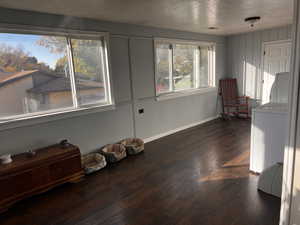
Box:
<box><xmin>287</xmin><ymin>1</ymin><xmax>300</xmax><ymax>224</ymax></box>
<box><xmin>0</xmin><ymin>8</ymin><xmax>226</xmax><ymax>155</ymax></box>
<box><xmin>226</xmin><ymin>26</ymin><xmax>292</xmax><ymax>104</ymax></box>
<box><xmin>132</xmin><ymin>40</ymin><xmax>225</xmax><ymax>139</ymax></box>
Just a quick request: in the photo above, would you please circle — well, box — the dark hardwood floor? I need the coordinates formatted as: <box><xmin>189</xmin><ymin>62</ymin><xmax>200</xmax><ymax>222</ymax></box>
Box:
<box><xmin>0</xmin><ymin>119</ymin><xmax>281</xmax><ymax>225</ymax></box>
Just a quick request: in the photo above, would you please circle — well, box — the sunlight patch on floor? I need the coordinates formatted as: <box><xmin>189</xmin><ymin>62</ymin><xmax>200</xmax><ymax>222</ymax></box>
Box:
<box><xmin>199</xmin><ymin>151</ymin><xmax>252</xmax><ymax>182</ymax></box>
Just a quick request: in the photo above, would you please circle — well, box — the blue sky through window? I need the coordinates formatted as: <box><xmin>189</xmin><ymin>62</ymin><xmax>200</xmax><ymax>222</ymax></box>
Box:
<box><xmin>0</xmin><ymin>33</ymin><xmax>65</xmax><ymax>69</ymax></box>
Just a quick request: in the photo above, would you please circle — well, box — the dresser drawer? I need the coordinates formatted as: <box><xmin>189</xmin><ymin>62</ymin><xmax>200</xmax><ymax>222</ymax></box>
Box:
<box><xmin>49</xmin><ymin>156</ymin><xmax>82</xmax><ymax>180</ymax></box>
<box><xmin>0</xmin><ymin>144</ymin><xmax>84</xmax><ymax>213</ymax></box>
<box><xmin>0</xmin><ymin>170</ymin><xmax>33</xmax><ymax>200</ymax></box>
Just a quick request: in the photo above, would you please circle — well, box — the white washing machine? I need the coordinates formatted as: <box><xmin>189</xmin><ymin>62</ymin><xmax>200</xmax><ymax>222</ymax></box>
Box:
<box><xmin>250</xmin><ymin>72</ymin><xmax>289</xmax><ymax>173</ymax></box>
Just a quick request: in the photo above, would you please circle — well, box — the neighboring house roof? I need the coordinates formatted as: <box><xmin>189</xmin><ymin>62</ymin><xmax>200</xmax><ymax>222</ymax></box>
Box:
<box><xmin>27</xmin><ymin>76</ymin><xmax>103</xmax><ymax>94</ymax></box>
<box><xmin>0</xmin><ymin>70</ymin><xmax>103</xmax><ymax>93</ymax></box>
<box><xmin>0</xmin><ymin>70</ymin><xmax>38</xmax><ymax>86</ymax></box>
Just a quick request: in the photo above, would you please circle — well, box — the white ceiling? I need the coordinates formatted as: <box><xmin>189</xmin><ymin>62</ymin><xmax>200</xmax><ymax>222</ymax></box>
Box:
<box><xmin>0</xmin><ymin>0</ymin><xmax>293</xmax><ymax>35</ymax></box>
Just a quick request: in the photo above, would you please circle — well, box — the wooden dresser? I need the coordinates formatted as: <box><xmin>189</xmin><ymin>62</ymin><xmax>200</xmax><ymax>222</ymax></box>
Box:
<box><xmin>0</xmin><ymin>143</ymin><xmax>84</xmax><ymax>213</ymax></box>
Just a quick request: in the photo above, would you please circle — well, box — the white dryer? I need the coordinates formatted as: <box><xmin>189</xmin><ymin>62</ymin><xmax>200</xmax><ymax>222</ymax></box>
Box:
<box><xmin>250</xmin><ymin>72</ymin><xmax>289</xmax><ymax>173</ymax></box>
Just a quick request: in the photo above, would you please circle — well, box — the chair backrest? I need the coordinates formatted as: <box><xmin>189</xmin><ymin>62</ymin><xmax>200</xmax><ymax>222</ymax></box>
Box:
<box><xmin>219</xmin><ymin>78</ymin><xmax>238</xmax><ymax>104</ymax></box>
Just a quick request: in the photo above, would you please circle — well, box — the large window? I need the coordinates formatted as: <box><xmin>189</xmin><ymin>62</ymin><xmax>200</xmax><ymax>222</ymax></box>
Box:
<box><xmin>155</xmin><ymin>39</ymin><xmax>215</xmax><ymax>96</ymax></box>
<box><xmin>0</xmin><ymin>30</ymin><xmax>112</xmax><ymax>122</ymax></box>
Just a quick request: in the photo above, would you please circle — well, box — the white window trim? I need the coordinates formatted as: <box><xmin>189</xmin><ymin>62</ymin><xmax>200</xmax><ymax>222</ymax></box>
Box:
<box><xmin>0</xmin><ymin>104</ymin><xmax>116</xmax><ymax>131</ymax></box>
<box><xmin>0</xmin><ymin>24</ymin><xmax>115</xmax><ymax>131</ymax></box>
<box><xmin>156</xmin><ymin>87</ymin><xmax>217</xmax><ymax>101</ymax></box>
<box><xmin>154</xmin><ymin>37</ymin><xmax>215</xmax><ymax>47</ymax></box>
<box><xmin>154</xmin><ymin>38</ymin><xmax>216</xmax><ymax>101</ymax></box>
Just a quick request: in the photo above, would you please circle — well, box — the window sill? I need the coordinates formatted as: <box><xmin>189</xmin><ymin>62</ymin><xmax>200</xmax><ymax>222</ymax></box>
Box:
<box><xmin>156</xmin><ymin>87</ymin><xmax>217</xmax><ymax>101</ymax></box>
<box><xmin>0</xmin><ymin>103</ymin><xmax>116</xmax><ymax>132</ymax></box>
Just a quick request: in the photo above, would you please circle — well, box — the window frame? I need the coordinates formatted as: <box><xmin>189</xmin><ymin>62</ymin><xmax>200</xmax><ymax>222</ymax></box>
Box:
<box><xmin>0</xmin><ymin>24</ymin><xmax>115</xmax><ymax>130</ymax></box>
<box><xmin>154</xmin><ymin>38</ymin><xmax>216</xmax><ymax>100</ymax></box>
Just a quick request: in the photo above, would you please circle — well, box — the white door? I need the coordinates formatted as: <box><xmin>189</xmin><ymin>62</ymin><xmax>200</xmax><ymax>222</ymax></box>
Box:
<box><xmin>262</xmin><ymin>41</ymin><xmax>291</xmax><ymax>104</ymax></box>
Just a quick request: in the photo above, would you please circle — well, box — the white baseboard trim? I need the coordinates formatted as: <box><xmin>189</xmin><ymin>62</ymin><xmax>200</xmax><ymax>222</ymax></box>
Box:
<box><xmin>143</xmin><ymin>115</ymin><xmax>219</xmax><ymax>143</ymax></box>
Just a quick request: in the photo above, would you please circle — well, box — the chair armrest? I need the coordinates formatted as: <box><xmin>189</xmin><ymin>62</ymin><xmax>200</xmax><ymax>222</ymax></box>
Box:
<box><xmin>237</xmin><ymin>96</ymin><xmax>249</xmax><ymax>99</ymax></box>
<box><xmin>237</xmin><ymin>96</ymin><xmax>249</xmax><ymax>104</ymax></box>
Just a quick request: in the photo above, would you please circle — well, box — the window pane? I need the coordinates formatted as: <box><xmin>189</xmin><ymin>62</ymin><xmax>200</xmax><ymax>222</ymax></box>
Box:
<box><xmin>200</xmin><ymin>47</ymin><xmax>209</xmax><ymax>87</ymax></box>
<box><xmin>156</xmin><ymin>43</ymin><xmax>171</xmax><ymax>94</ymax></box>
<box><xmin>71</xmin><ymin>39</ymin><xmax>106</xmax><ymax>106</ymax></box>
<box><xmin>173</xmin><ymin>44</ymin><xmax>196</xmax><ymax>91</ymax></box>
<box><xmin>0</xmin><ymin>33</ymin><xmax>73</xmax><ymax>119</ymax></box>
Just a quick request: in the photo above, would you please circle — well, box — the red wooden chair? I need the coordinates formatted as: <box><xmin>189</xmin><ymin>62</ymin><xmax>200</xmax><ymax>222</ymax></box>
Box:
<box><xmin>219</xmin><ymin>78</ymin><xmax>250</xmax><ymax>119</ymax></box>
